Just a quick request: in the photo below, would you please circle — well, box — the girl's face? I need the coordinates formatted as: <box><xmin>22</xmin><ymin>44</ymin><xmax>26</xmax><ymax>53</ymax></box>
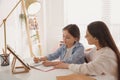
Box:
<box><xmin>85</xmin><ymin>30</ymin><xmax>97</xmax><ymax>45</ymax></box>
<box><xmin>63</xmin><ymin>30</ymin><xmax>77</xmax><ymax>48</ymax></box>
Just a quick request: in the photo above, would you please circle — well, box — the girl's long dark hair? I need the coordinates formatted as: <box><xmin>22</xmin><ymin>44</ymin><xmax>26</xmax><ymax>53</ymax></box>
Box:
<box><xmin>87</xmin><ymin>21</ymin><xmax>120</xmax><ymax>80</ymax></box>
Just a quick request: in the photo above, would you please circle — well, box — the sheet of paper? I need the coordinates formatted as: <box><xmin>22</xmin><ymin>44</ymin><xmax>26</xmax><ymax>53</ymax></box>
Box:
<box><xmin>23</xmin><ymin>57</ymin><xmax>55</xmax><ymax>72</ymax></box>
<box><xmin>30</xmin><ymin>62</ymin><xmax>54</xmax><ymax>72</ymax></box>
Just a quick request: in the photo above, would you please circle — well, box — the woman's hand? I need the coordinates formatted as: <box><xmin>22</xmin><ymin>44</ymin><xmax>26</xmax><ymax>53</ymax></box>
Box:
<box><xmin>42</xmin><ymin>61</ymin><xmax>61</xmax><ymax>67</ymax></box>
<box><xmin>54</xmin><ymin>62</ymin><xmax>69</xmax><ymax>69</ymax></box>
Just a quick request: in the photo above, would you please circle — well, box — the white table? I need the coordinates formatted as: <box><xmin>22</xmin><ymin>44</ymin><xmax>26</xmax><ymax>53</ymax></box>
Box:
<box><xmin>0</xmin><ymin>62</ymin><xmax>73</xmax><ymax>80</ymax></box>
<box><xmin>0</xmin><ymin>60</ymin><xmax>111</xmax><ymax>80</ymax></box>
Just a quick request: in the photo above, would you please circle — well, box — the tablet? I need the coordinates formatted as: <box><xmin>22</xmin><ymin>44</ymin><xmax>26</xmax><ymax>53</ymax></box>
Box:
<box><xmin>7</xmin><ymin>45</ymin><xmax>30</xmax><ymax>70</ymax></box>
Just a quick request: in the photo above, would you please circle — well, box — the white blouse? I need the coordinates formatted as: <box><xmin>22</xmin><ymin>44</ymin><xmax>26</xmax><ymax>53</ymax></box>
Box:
<box><xmin>68</xmin><ymin>47</ymin><xmax>118</xmax><ymax>80</ymax></box>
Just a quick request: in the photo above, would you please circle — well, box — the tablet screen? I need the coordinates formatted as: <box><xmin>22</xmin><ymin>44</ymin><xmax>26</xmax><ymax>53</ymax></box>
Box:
<box><xmin>7</xmin><ymin>45</ymin><xmax>30</xmax><ymax>70</ymax></box>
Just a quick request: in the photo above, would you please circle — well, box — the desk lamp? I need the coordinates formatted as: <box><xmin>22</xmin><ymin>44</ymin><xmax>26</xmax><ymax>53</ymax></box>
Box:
<box><xmin>0</xmin><ymin>0</ymin><xmax>41</xmax><ymax>59</ymax></box>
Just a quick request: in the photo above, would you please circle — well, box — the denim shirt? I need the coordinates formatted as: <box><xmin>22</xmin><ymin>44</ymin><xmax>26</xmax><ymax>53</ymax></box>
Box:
<box><xmin>46</xmin><ymin>41</ymin><xmax>85</xmax><ymax>64</ymax></box>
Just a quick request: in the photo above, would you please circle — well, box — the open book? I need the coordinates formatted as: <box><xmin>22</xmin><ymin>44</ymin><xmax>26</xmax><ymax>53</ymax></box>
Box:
<box><xmin>24</xmin><ymin>58</ymin><xmax>55</xmax><ymax>72</ymax></box>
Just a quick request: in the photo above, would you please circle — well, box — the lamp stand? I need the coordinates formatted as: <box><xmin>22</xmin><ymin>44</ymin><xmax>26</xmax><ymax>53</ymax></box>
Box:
<box><xmin>3</xmin><ymin>19</ymin><xmax>7</xmax><ymax>54</ymax></box>
<box><xmin>0</xmin><ymin>0</ymin><xmax>34</xmax><ymax>57</ymax></box>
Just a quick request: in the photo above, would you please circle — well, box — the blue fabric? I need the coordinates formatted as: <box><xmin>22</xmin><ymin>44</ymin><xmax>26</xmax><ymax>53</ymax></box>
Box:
<box><xmin>46</xmin><ymin>41</ymin><xmax>85</xmax><ymax>64</ymax></box>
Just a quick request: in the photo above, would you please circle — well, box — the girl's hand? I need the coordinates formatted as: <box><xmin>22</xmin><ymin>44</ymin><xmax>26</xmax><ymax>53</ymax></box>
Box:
<box><xmin>33</xmin><ymin>56</ymin><xmax>47</xmax><ymax>63</ymax></box>
<box><xmin>39</xmin><ymin>56</ymin><xmax>47</xmax><ymax>61</ymax></box>
<box><xmin>33</xmin><ymin>57</ymin><xmax>40</xmax><ymax>63</ymax></box>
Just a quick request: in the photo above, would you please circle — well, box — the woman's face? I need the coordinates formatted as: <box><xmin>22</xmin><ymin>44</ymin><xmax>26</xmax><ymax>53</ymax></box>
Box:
<box><xmin>85</xmin><ymin>30</ymin><xmax>96</xmax><ymax>45</ymax></box>
<box><xmin>63</xmin><ymin>30</ymin><xmax>77</xmax><ymax>48</ymax></box>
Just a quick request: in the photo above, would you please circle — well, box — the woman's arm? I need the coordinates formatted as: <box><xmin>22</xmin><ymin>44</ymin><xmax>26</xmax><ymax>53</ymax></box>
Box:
<box><xmin>55</xmin><ymin>48</ymin><xmax>117</xmax><ymax>76</ymax></box>
<box><xmin>54</xmin><ymin>62</ymin><xmax>69</xmax><ymax>69</ymax></box>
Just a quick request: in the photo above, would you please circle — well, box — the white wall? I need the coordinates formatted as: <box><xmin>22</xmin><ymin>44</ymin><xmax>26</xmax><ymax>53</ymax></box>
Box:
<box><xmin>42</xmin><ymin>0</ymin><xmax>120</xmax><ymax>54</ymax></box>
<box><xmin>43</xmin><ymin>0</ymin><xmax>64</xmax><ymax>55</ymax></box>
<box><xmin>63</xmin><ymin>0</ymin><xmax>120</xmax><ymax>49</ymax></box>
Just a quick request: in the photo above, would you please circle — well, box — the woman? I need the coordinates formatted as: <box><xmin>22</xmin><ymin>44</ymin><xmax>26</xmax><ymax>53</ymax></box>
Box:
<box><xmin>34</xmin><ymin>24</ymin><xmax>85</xmax><ymax>66</ymax></box>
<box><xmin>55</xmin><ymin>21</ymin><xmax>120</xmax><ymax>80</ymax></box>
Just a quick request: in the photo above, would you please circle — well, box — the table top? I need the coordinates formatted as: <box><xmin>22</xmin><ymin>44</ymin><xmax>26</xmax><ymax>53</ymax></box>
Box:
<box><xmin>0</xmin><ymin>63</ymin><xmax>73</xmax><ymax>80</ymax></box>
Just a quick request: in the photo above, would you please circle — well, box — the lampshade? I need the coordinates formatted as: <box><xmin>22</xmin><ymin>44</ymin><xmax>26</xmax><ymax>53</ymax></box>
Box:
<box><xmin>25</xmin><ymin>0</ymin><xmax>41</xmax><ymax>15</ymax></box>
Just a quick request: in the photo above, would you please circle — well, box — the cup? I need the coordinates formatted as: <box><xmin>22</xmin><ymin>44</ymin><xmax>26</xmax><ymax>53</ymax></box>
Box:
<box><xmin>0</xmin><ymin>54</ymin><xmax>10</xmax><ymax>66</ymax></box>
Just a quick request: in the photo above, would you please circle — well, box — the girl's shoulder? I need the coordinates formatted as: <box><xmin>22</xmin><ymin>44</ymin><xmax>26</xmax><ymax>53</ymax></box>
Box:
<box><xmin>75</xmin><ymin>42</ymin><xmax>84</xmax><ymax>48</ymax></box>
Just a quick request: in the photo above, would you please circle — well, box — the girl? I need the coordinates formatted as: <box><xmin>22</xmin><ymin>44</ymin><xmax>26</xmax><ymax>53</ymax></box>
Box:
<box><xmin>34</xmin><ymin>24</ymin><xmax>85</xmax><ymax>66</ymax></box>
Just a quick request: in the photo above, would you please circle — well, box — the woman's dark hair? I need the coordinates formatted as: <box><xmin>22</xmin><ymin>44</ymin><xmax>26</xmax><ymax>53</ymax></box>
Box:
<box><xmin>63</xmin><ymin>24</ymin><xmax>80</xmax><ymax>41</ymax></box>
<box><xmin>87</xmin><ymin>21</ymin><xmax>120</xmax><ymax>80</ymax></box>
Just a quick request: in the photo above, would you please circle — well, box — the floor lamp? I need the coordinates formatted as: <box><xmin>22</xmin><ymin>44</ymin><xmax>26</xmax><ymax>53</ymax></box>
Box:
<box><xmin>0</xmin><ymin>0</ymin><xmax>41</xmax><ymax>57</ymax></box>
